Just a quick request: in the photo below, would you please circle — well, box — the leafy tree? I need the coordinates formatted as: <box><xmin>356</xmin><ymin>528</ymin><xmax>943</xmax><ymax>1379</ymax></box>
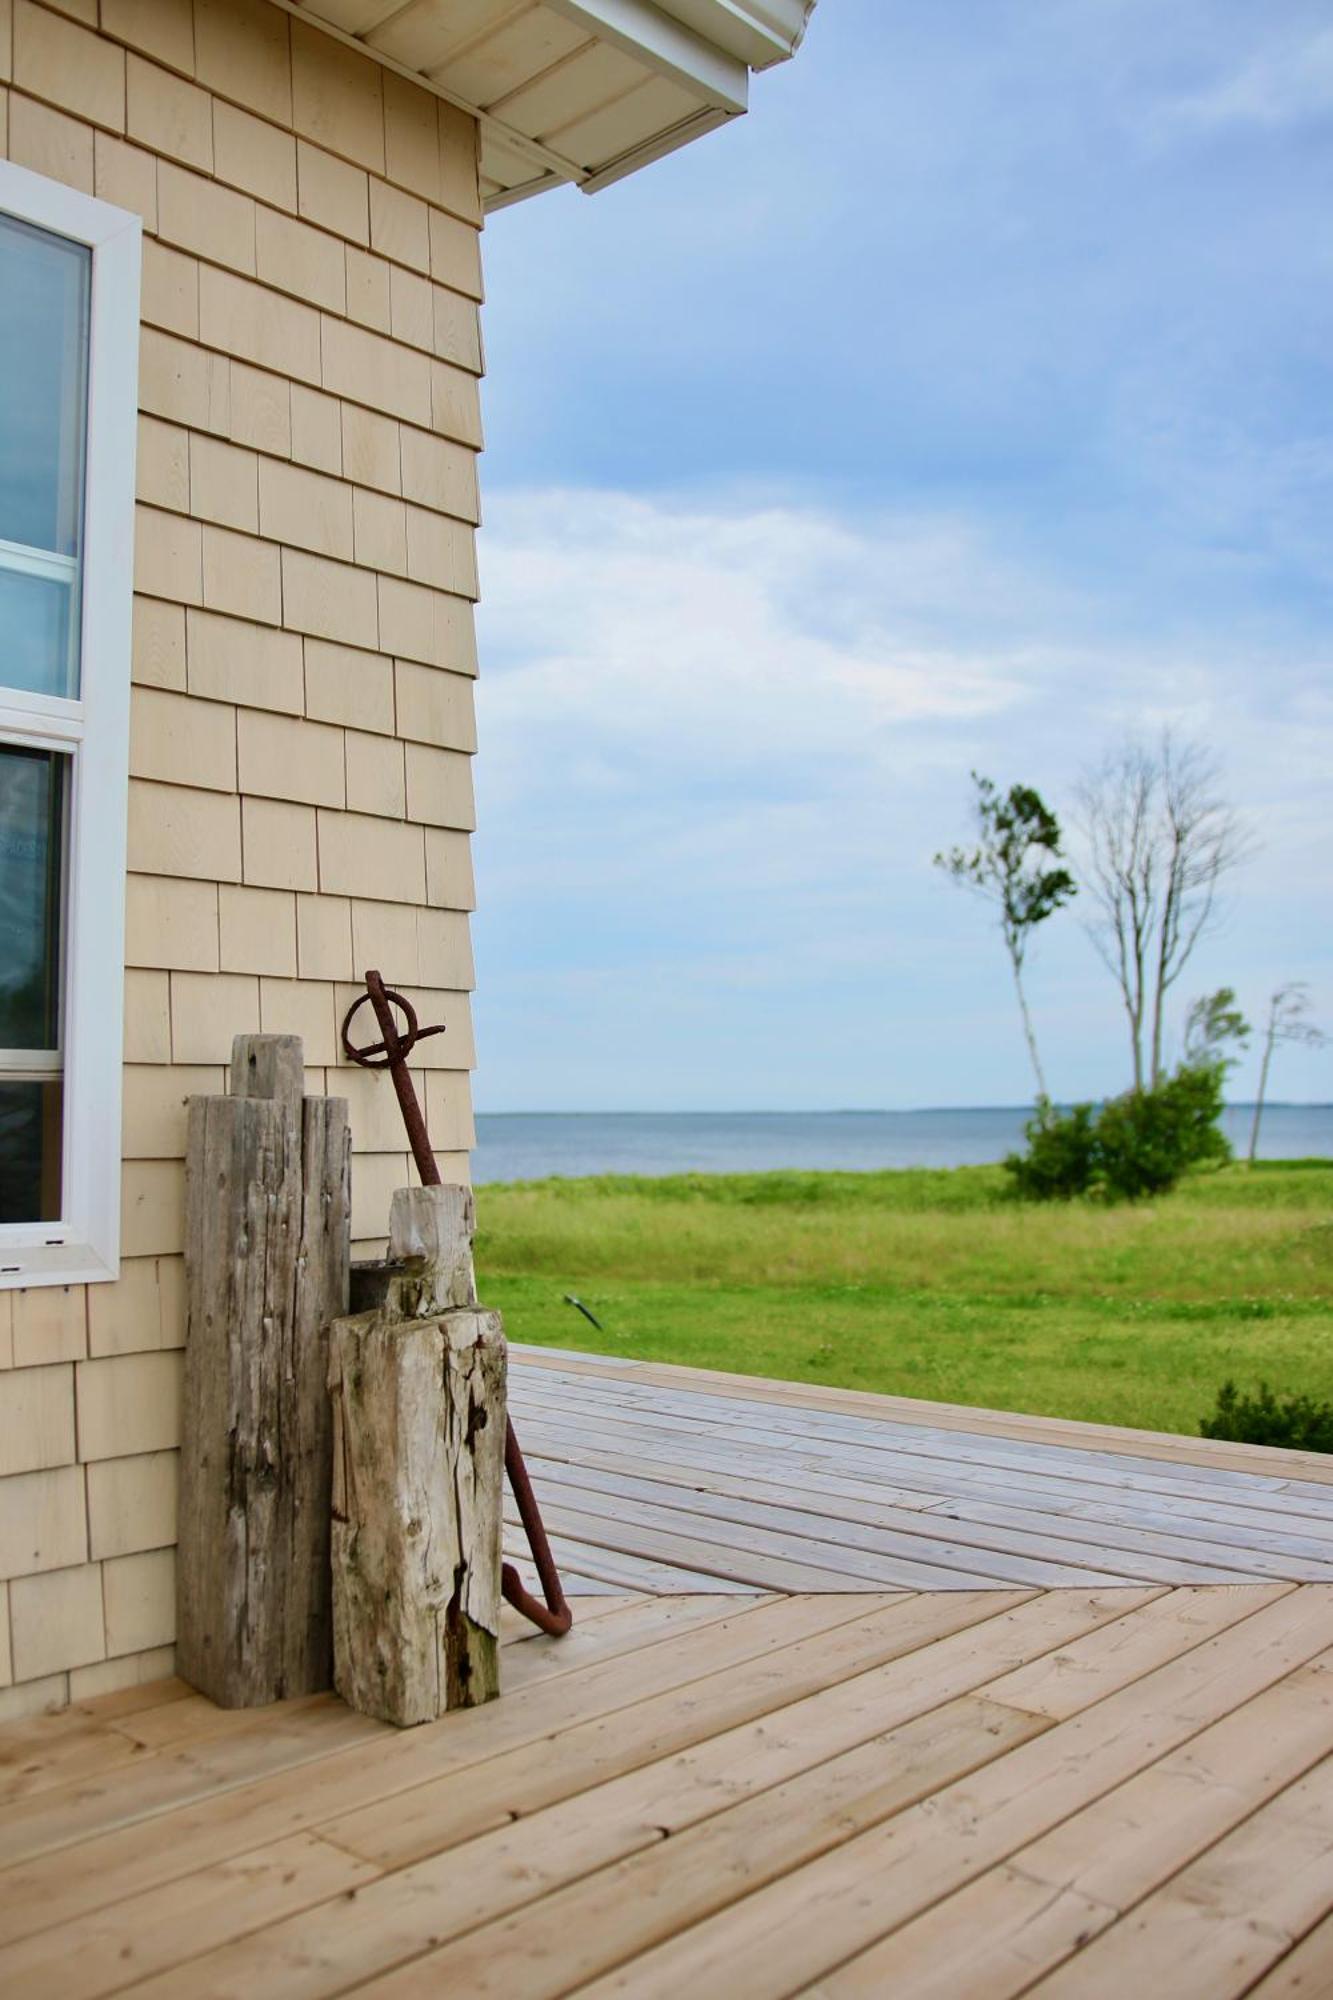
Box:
<box><xmin>1248</xmin><ymin>984</ymin><xmax>1327</xmax><ymax>1163</ymax></box>
<box><xmin>935</xmin><ymin>773</ymin><xmax>1076</xmax><ymax>1105</ymax></box>
<box><xmin>1183</xmin><ymin>987</ymin><xmax>1250</xmax><ymax>1069</ymax></box>
<box><xmin>1075</xmin><ymin>735</ymin><xmax>1248</xmax><ymax>1090</ymax></box>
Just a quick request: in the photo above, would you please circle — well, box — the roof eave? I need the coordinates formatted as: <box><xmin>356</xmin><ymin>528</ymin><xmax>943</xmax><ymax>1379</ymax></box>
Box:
<box><xmin>274</xmin><ymin>0</ymin><xmax>816</xmax><ymax>214</ymax></box>
<box><xmin>546</xmin><ymin>0</ymin><xmax>750</xmax><ymax>116</ymax></box>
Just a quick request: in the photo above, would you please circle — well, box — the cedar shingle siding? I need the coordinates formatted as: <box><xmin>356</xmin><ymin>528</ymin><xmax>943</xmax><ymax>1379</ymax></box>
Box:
<box><xmin>0</xmin><ymin>0</ymin><xmax>483</xmax><ymax>1714</ymax></box>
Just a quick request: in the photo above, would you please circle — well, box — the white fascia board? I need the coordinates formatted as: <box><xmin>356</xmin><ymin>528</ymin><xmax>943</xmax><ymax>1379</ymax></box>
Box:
<box><xmin>653</xmin><ymin>0</ymin><xmax>814</xmax><ymax>69</ymax></box>
<box><xmin>485</xmin><ymin>172</ymin><xmax>566</xmax><ymax>211</ymax></box>
<box><xmin>577</xmin><ymin>104</ymin><xmax>734</xmax><ymax>193</ymax></box>
<box><xmin>733</xmin><ymin>0</ymin><xmax>815</xmax><ymax>61</ymax></box>
<box><xmin>545</xmin><ymin>0</ymin><xmax>750</xmax><ymax>115</ymax></box>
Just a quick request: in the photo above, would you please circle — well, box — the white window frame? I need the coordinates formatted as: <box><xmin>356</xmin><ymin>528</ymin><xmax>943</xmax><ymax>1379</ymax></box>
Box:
<box><xmin>0</xmin><ymin>162</ymin><xmax>141</xmax><ymax>1290</ymax></box>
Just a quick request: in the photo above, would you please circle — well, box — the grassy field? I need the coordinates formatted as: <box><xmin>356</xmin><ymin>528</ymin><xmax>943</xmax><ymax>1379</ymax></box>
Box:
<box><xmin>474</xmin><ymin>1160</ymin><xmax>1333</xmax><ymax>1436</ymax></box>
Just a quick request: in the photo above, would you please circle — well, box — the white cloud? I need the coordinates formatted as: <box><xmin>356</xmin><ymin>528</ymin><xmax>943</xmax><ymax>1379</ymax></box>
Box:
<box><xmin>468</xmin><ymin>487</ymin><xmax>1333</xmax><ymax>1108</ymax></box>
<box><xmin>474</xmin><ymin>486</ymin><xmax>1330</xmax><ymax>809</ymax></box>
<box><xmin>473</xmin><ymin>488</ymin><xmax>1333</xmax><ymax>881</ymax></box>
<box><xmin>475</xmin><ymin>492</ymin><xmax>1052</xmax><ymax>795</ymax></box>
<box><xmin>1169</xmin><ymin>28</ymin><xmax>1333</xmax><ymax>132</ymax></box>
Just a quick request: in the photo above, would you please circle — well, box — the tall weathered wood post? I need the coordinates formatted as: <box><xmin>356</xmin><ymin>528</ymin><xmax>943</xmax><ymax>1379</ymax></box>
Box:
<box><xmin>177</xmin><ymin>1035</ymin><xmax>350</xmax><ymax>1707</ymax></box>
<box><xmin>328</xmin><ymin>1184</ymin><xmax>506</xmax><ymax>1724</ymax></box>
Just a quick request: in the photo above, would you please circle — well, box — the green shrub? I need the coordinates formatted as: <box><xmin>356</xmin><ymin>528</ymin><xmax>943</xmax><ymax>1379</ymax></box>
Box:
<box><xmin>1200</xmin><ymin>1379</ymin><xmax>1333</xmax><ymax>1454</ymax></box>
<box><xmin>1003</xmin><ymin>1102</ymin><xmax>1098</xmax><ymax>1200</ymax></box>
<box><xmin>1004</xmin><ymin>1061</ymin><xmax>1231</xmax><ymax>1202</ymax></box>
<box><xmin>1095</xmin><ymin>1062</ymin><xmax>1231</xmax><ymax>1199</ymax></box>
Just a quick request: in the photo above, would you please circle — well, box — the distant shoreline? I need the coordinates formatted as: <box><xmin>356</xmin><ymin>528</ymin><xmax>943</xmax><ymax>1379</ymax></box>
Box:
<box><xmin>471</xmin><ymin>1104</ymin><xmax>1333</xmax><ymax>1183</ymax></box>
<box><xmin>474</xmin><ymin>1101</ymin><xmax>1331</xmax><ymax>1119</ymax></box>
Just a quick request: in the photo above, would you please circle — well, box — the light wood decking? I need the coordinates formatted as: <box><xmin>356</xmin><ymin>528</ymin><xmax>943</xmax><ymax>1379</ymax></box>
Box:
<box><xmin>2</xmin><ymin>1350</ymin><xmax>1332</xmax><ymax>1997</ymax></box>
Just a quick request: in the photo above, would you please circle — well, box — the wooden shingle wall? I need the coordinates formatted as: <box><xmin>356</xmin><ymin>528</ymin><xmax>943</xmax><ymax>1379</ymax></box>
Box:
<box><xmin>0</xmin><ymin>0</ymin><xmax>485</xmax><ymax>1714</ymax></box>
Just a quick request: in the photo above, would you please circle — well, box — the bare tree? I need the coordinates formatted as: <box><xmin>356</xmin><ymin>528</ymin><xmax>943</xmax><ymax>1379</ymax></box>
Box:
<box><xmin>935</xmin><ymin>773</ymin><xmax>1076</xmax><ymax>1106</ymax></box>
<box><xmin>1248</xmin><ymin>984</ymin><xmax>1327</xmax><ymax>1163</ymax></box>
<box><xmin>1075</xmin><ymin>734</ymin><xmax>1248</xmax><ymax>1090</ymax></box>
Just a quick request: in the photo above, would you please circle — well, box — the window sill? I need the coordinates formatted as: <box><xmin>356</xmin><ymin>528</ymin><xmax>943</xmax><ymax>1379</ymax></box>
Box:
<box><xmin>0</xmin><ymin>1239</ymin><xmax>117</xmax><ymax>1289</ymax></box>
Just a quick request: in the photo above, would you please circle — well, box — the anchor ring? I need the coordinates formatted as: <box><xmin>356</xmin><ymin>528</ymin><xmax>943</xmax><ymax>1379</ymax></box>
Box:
<box><xmin>341</xmin><ymin>986</ymin><xmax>426</xmax><ymax>1068</ymax></box>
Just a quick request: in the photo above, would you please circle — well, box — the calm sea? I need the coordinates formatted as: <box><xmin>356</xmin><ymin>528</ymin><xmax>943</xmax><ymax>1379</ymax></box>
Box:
<box><xmin>472</xmin><ymin>1104</ymin><xmax>1333</xmax><ymax>1184</ymax></box>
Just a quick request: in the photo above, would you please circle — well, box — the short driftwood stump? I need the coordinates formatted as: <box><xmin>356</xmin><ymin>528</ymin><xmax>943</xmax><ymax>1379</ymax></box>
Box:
<box><xmin>328</xmin><ymin>1187</ymin><xmax>506</xmax><ymax>1725</ymax></box>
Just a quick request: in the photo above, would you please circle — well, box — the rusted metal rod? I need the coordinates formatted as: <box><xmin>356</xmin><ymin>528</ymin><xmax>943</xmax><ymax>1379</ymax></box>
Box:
<box><xmin>502</xmin><ymin>1433</ymin><xmax>572</xmax><ymax>1637</ymax></box>
<box><xmin>342</xmin><ymin>971</ymin><xmax>572</xmax><ymax>1637</ymax></box>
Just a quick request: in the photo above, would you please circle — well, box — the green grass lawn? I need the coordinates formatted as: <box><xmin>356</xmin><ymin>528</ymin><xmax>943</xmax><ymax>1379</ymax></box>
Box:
<box><xmin>474</xmin><ymin>1160</ymin><xmax>1333</xmax><ymax>1436</ymax></box>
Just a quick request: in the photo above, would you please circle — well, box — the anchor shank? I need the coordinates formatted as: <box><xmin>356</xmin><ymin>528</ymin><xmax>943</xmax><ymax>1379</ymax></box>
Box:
<box><xmin>344</xmin><ymin>969</ymin><xmax>572</xmax><ymax>1638</ymax></box>
<box><xmin>364</xmin><ymin>970</ymin><xmax>441</xmax><ymax>1187</ymax></box>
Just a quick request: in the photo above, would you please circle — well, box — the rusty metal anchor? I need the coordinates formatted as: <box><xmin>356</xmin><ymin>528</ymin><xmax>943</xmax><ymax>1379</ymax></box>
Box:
<box><xmin>342</xmin><ymin>970</ymin><xmax>572</xmax><ymax>1638</ymax></box>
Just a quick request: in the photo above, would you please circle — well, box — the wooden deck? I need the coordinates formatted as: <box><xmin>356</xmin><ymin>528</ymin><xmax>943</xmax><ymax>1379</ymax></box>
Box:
<box><xmin>508</xmin><ymin>1347</ymin><xmax>1333</xmax><ymax>1593</ymax></box>
<box><xmin>2</xmin><ymin>1349</ymin><xmax>1332</xmax><ymax>1997</ymax></box>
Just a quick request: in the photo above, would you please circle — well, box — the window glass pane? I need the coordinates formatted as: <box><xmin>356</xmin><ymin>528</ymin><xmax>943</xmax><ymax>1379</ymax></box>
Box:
<box><xmin>0</xmin><ymin>566</ymin><xmax>78</xmax><ymax>701</ymax></box>
<box><xmin>0</xmin><ymin>213</ymin><xmax>90</xmax><ymax>557</ymax></box>
<box><xmin>0</xmin><ymin>745</ymin><xmax>65</xmax><ymax>1051</ymax></box>
<box><xmin>0</xmin><ymin>211</ymin><xmax>89</xmax><ymax>699</ymax></box>
<box><xmin>0</xmin><ymin>1079</ymin><xmax>62</xmax><ymax>1224</ymax></box>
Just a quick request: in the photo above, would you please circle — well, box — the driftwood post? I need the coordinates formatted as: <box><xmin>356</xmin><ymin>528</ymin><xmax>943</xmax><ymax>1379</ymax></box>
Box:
<box><xmin>177</xmin><ymin>1035</ymin><xmax>350</xmax><ymax>1706</ymax></box>
<box><xmin>329</xmin><ymin>1184</ymin><xmax>506</xmax><ymax>1724</ymax></box>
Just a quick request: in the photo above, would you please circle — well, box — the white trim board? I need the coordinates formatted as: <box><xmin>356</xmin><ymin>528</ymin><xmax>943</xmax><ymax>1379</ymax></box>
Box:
<box><xmin>0</xmin><ymin>162</ymin><xmax>141</xmax><ymax>1291</ymax></box>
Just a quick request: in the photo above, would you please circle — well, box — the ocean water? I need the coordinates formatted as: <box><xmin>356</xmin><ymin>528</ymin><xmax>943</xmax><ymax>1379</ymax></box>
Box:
<box><xmin>472</xmin><ymin>1104</ymin><xmax>1333</xmax><ymax>1184</ymax></box>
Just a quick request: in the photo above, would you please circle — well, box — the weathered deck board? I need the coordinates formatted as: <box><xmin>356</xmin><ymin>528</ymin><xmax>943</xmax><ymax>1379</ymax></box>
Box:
<box><xmin>519</xmin><ymin>1426</ymin><xmax>1333</xmax><ymax>1578</ymax></box>
<box><xmin>512</xmin><ymin>1489</ymin><xmax>1094</xmax><ymax>1593</ymax></box>
<box><xmin>515</xmin><ymin>1452</ymin><xmax>1277</xmax><ymax>1587</ymax></box>
<box><xmin>514</xmin><ymin>1344</ymin><xmax>1333</xmax><ymax>1487</ymax></box>
<box><xmin>514</xmin><ymin>1367</ymin><xmax>1333</xmax><ymax>1510</ymax></box>
<box><xmin>515</xmin><ymin>1411</ymin><xmax>1333</xmax><ymax>1564</ymax></box>
<box><xmin>510</xmin><ymin>1353</ymin><xmax>1333</xmax><ymax>1587</ymax></box>
<box><xmin>505</xmin><ymin>1527</ymin><xmax>748</xmax><ymax>1594</ymax></box>
<box><xmin>2</xmin><ymin>1354</ymin><xmax>1331</xmax><ymax>1998</ymax></box>
<box><xmin>510</xmin><ymin>1376</ymin><xmax>1333</xmax><ymax>1520</ymax></box>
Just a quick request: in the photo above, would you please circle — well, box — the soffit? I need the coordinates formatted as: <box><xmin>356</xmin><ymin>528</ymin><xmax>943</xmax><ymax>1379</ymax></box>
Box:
<box><xmin>282</xmin><ymin>0</ymin><xmax>815</xmax><ymax>210</ymax></box>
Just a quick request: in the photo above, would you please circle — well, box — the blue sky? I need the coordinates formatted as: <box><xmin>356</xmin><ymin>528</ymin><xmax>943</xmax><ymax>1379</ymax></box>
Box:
<box><xmin>468</xmin><ymin>0</ymin><xmax>1333</xmax><ymax>1111</ymax></box>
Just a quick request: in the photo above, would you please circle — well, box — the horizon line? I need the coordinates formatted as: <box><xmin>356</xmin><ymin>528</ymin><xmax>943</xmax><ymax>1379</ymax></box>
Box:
<box><xmin>471</xmin><ymin>1101</ymin><xmax>1332</xmax><ymax>1119</ymax></box>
